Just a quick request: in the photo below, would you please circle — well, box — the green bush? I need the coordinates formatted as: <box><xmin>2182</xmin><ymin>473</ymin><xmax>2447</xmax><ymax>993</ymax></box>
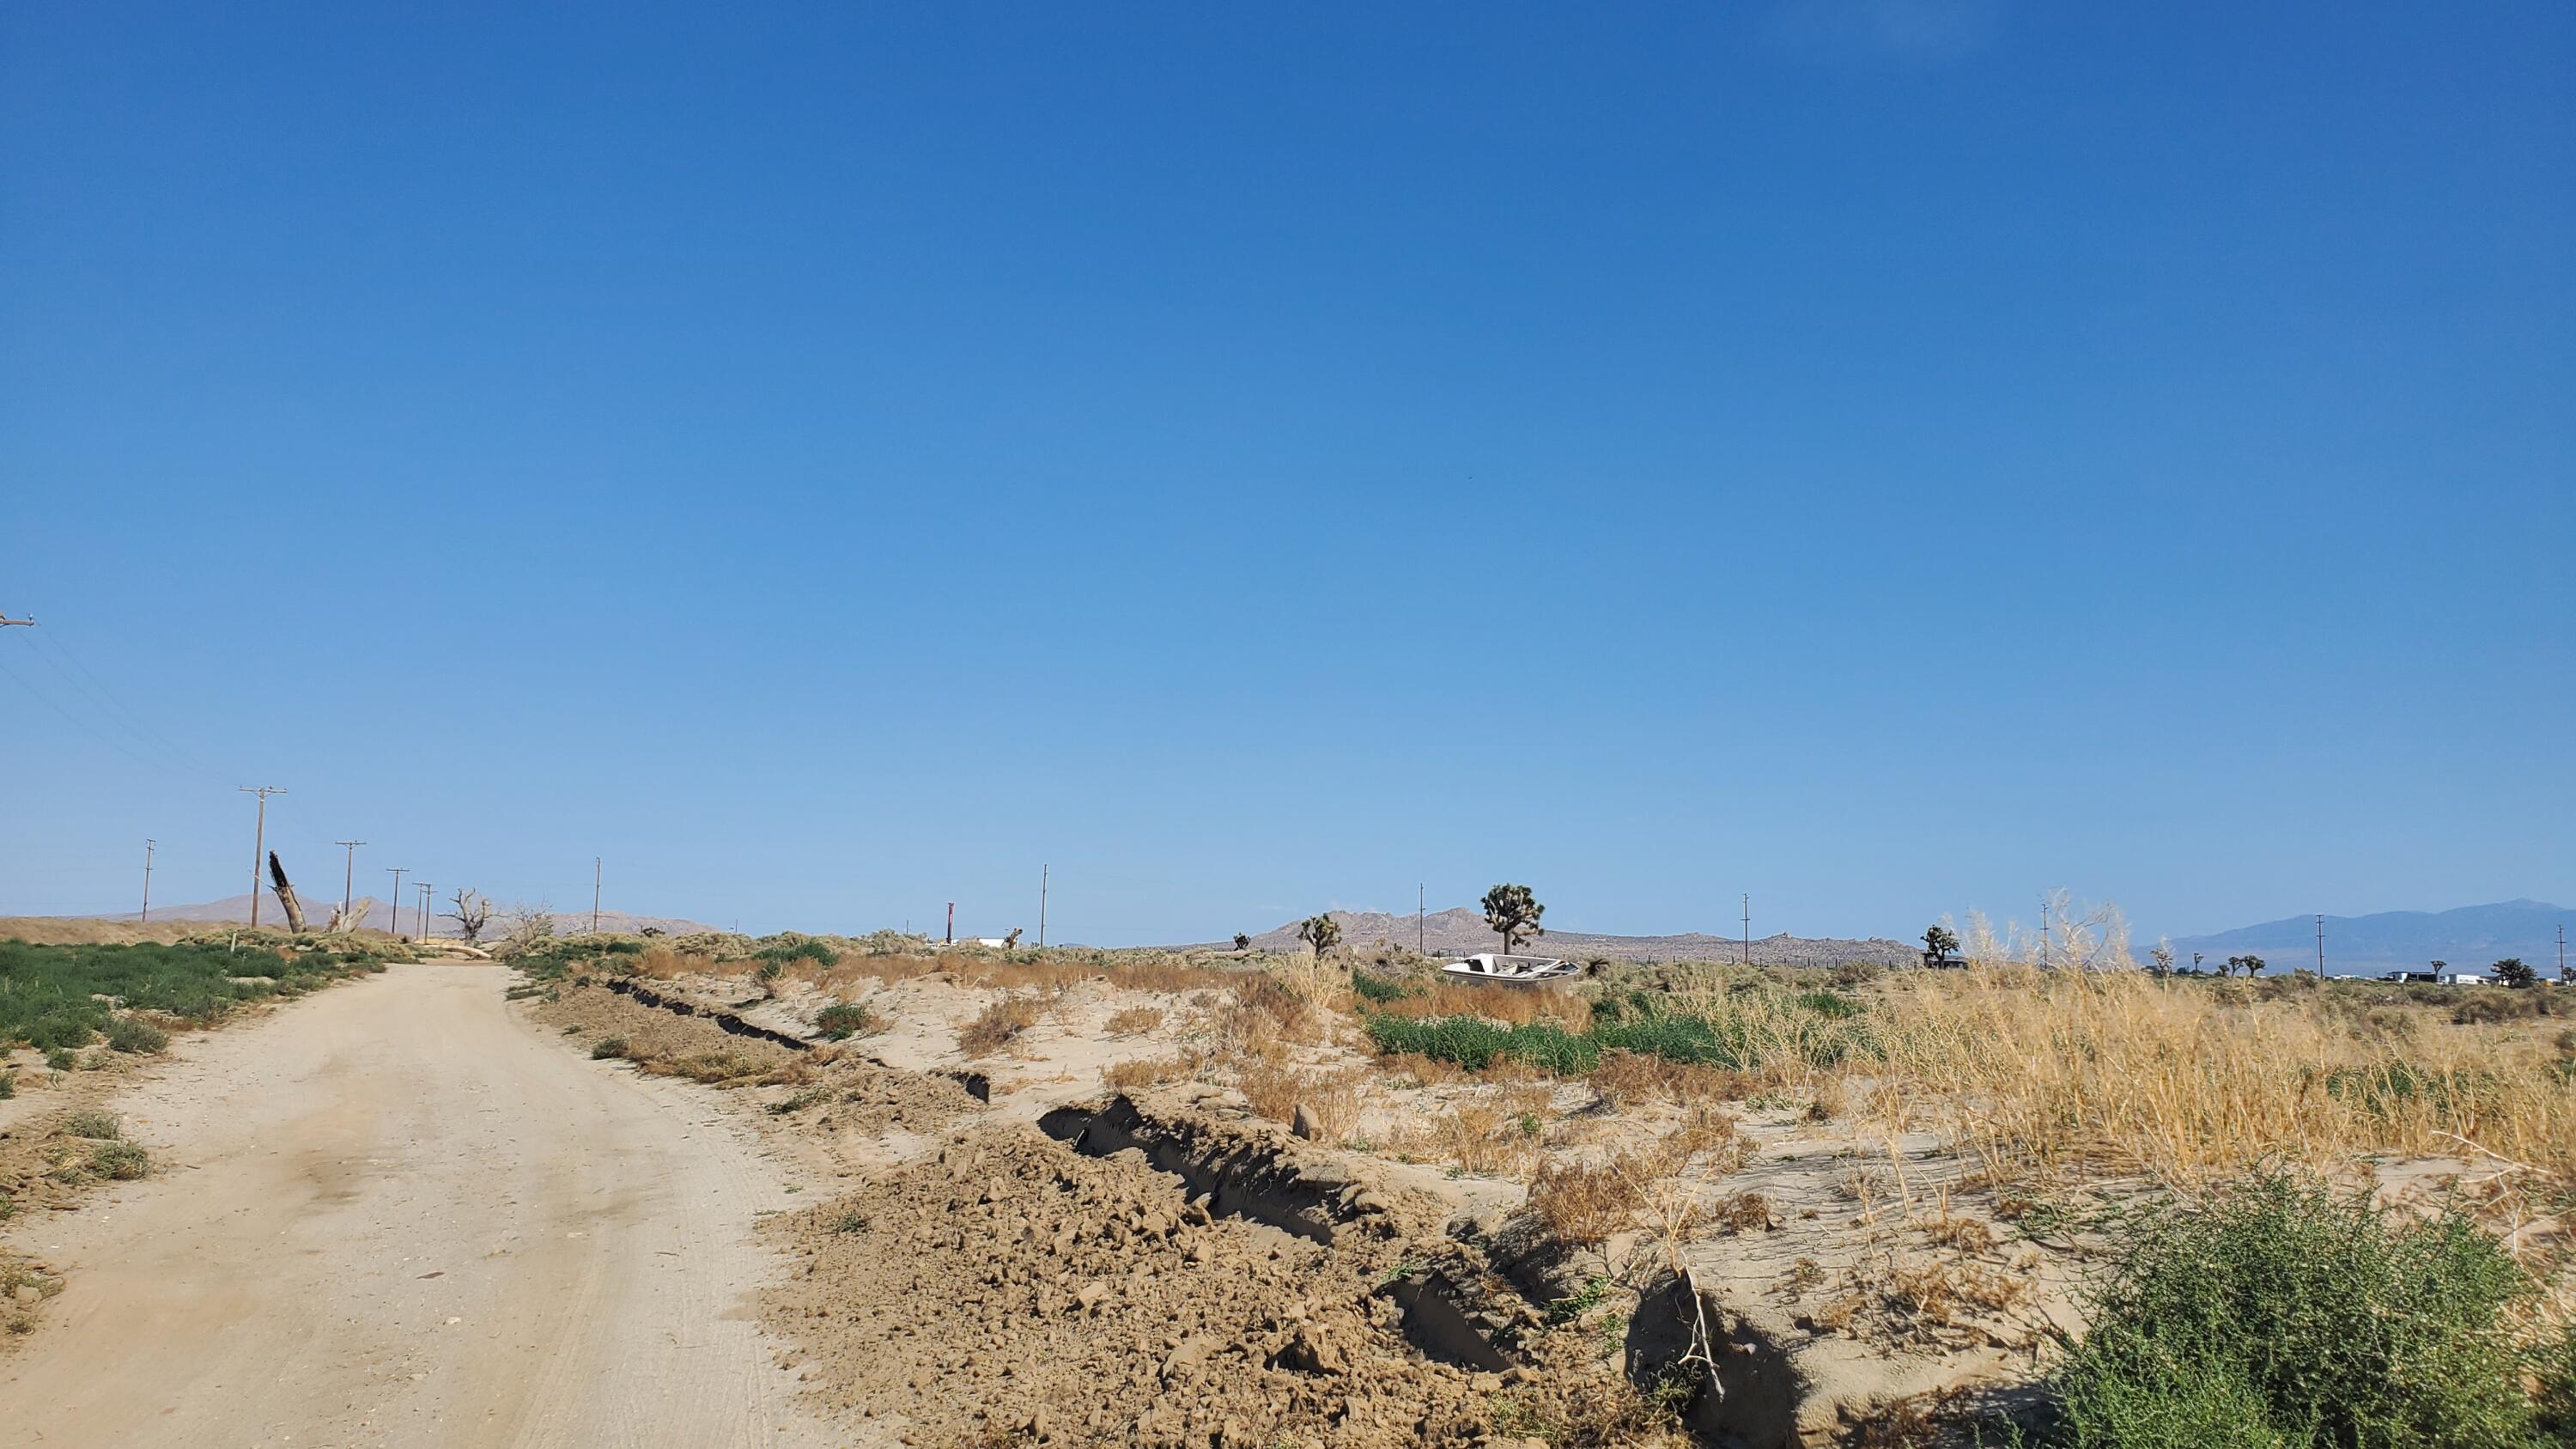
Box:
<box><xmin>591</xmin><ymin>1038</ymin><xmax>629</xmax><ymax>1060</ymax></box>
<box><xmin>1361</xmin><ymin>1016</ymin><xmax>1599</xmax><ymax>1074</ymax></box>
<box><xmin>1349</xmin><ymin>971</ymin><xmax>1419</xmax><ymax>1005</ymax></box>
<box><xmin>2534</xmin><ymin>1324</ymin><xmax>2576</xmax><ymax>1442</ymax></box>
<box><xmin>63</xmin><ymin>1108</ymin><xmax>119</xmax><ymax>1140</ymax></box>
<box><xmin>104</xmin><ymin>1016</ymin><xmax>170</xmax><ymax>1055</ymax></box>
<box><xmin>43</xmin><ymin>1046</ymin><xmax>74</xmax><ymax>1073</ymax></box>
<box><xmin>0</xmin><ymin>1070</ymin><xmax>13</xmax><ymax>1099</ymax></box>
<box><xmin>813</xmin><ymin>1003</ymin><xmax>876</xmax><ymax>1040</ymax></box>
<box><xmin>2054</xmin><ymin>1172</ymin><xmax>2537</xmax><ymax>1448</ymax></box>
<box><xmin>756</xmin><ymin>938</ymin><xmax>839</xmax><ymax>968</ymax></box>
<box><xmin>88</xmin><ymin>1142</ymin><xmax>149</xmax><ymax>1180</ymax></box>
<box><xmin>0</xmin><ymin>940</ymin><xmax>371</xmax><ymax>1050</ymax></box>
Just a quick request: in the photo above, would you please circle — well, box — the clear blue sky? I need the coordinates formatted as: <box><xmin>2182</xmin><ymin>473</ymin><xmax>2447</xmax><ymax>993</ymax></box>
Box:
<box><xmin>3</xmin><ymin>3</ymin><xmax>2569</xmax><ymax>946</ymax></box>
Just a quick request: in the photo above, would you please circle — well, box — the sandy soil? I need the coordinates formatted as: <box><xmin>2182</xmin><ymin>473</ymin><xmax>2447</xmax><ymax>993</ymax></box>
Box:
<box><xmin>0</xmin><ymin>963</ymin><xmax>833</xmax><ymax>1449</ymax></box>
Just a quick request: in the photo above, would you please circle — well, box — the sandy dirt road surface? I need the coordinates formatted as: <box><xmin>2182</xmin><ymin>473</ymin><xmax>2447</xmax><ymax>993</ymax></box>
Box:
<box><xmin>0</xmin><ymin>963</ymin><xmax>836</xmax><ymax>1449</ymax></box>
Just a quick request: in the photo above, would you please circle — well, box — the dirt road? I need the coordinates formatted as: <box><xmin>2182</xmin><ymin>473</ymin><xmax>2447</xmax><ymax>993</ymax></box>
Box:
<box><xmin>0</xmin><ymin>964</ymin><xmax>835</xmax><ymax>1449</ymax></box>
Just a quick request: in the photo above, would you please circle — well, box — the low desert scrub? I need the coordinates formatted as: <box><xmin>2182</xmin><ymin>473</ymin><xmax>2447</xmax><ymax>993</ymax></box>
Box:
<box><xmin>1369</xmin><ymin>978</ymin><xmax>1593</xmax><ymax>1030</ymax></box>
<box><xmin>591</xmin><ymin>1037</ymin><xmax>629</xmax><ymax>1060</ymax></box>
<box><xmin>88</xmin><ymin>1142</ymin><xmax>149</xmax><ymax>1180</ymax></box>
<box><xmin>1871</xmin><ymin>965</ymin><xmax>2576</xmax><ymax>1189</ymax></box>
<box><xmin>1587</xmin><ymin>1049</ymin><xmax>1747</xmax><ymax>1108</ymax></box>
<box><xmin>62</xmin><ymin>1108</ymin><xmax>119</xmax><ymax>1140</ymax></box>
<box><xmin>2052</xmin><ymin>1172</ymin><xmax>2560</xmax><ymax>1448</ymax></box>
<box><xmin>958</xmin><ymin>995</ymin><xmax>1042</xmax><ymax>1058</ymax></box>
<box><xmin>1102</xmin><ymin>1054</ymin><xmax>1194</xmax><ymax>1092</ymax></box>
<box><xmin>1524</xmin><ymin>1105</ymin><xmax>1751</xmax><ymax>1246</ymax></box>
<box><xmin>812</xmin><ymin>1002</ymin><xmax>878</xmax><ymax>1040</ymax></box>
<box><xmin>1104</xmin><ymin>1007</ymin><xmax>1163</xmax><ymax>1037</ymax></box>
<box><xmin>103</xmin><ymin>1015</ymin><xmax>169</xmax><ymax>1055</ymax></box>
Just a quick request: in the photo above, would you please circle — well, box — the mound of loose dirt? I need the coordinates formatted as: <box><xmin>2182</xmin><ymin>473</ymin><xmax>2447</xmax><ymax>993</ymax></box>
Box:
<box><xmin>764</xmin><ymin>1107</ymin><xmax>1694</xmax><ymax>1448</ymax></box>
<box><xmin>527</xmin><ymin>979</ymin><xmax>808</xmax><ymax>1083</ymax></box>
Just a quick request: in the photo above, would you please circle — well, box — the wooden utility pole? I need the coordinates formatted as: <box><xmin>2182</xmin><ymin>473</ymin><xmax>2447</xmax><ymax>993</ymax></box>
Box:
<box><xmin>945</xmin><ymin>901</ymin><xmax>954</xmax><ymax>946</ymax></box>
<box><xmin>385</xmin><ymin>868</ymin><xmax>407</xmax><ymax>935</ymax></box>
<box><xmin>1419</xmin><ymin>883</ymin><xmax>1425</xmax><ymax>955</ymax></box>
<box><xmin>2315</xmin><ymin>914</ymin><xmax>2326</xmax><ymax>977</ymax></box>
<box><xmin>416</xmin><ymin>883</ymin><xmax>434</xmax><ymax>940</ymax></box>
<box><xmin>1038</xmin><ymin>866</ymin><xmax>1048</xmax><ymax>948</ymax></box>
<box><xmin>141</xmin><ymin>838</ymin><xmax>155</xmax><ymax>923</ymax></box>
<box><xmin>1741</xmin><ymin>894</ymin><xmax>1750</xmax><ymax>965</ymax></box>
<box><xmin>592</xmin><ymin>856</ymin><xmax>602</xmax><ymax>935</ymax></box>
<box><xmin>238</xmin><ymin>786</ymin><xmax>286</xmax><ymax>928</ymax></box>
<box><xmin>0</xmin><ymin>612</ymin><xmax>32</xmax><ymax>627</ymax></box>
<box><xmin>2040</xmin><ymin>896</ymin><xmax>2052</xmax><ymax>970</ymax></box>
<box><xmin>335</xmin><ymin>840</ymin><xmax>367</xmax><ymax>923</ymax></box>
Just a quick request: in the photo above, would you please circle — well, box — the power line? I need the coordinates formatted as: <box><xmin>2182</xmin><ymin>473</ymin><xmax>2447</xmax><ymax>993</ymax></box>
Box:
<box><xmin>27</xmin><ymin>624</ymin><xmax>221</xmax><ymax>776</ymax></box>
<box><xmin>0</xmin><ymin>640</ymin><xmax>179</xmax><ymax>776</ymax></box>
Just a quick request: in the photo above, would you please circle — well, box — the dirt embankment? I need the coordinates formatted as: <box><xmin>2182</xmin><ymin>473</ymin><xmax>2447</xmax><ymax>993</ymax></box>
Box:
<box><xmin>528</xmin><ymin>974</ymin><xmax>1699</xmax><ymax>1447</ymax></box>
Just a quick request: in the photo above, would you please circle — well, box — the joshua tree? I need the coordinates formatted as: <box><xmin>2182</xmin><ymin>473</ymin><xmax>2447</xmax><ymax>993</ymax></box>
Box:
<box><xmin>1232</xmin><ymin>932</ymin><xmax>1251</xmax><ymax>952</ymax></box>
<box><xmin>1481</xmin><ymin>884</ymin><xmax>1544</xmax><ymax>953</ymax></box>
<box><xmin>2192</xmin><ymin>952</ymin><xmax>2205</xmax><ymax>976</ymax></box>
<box><xmin>2150</xmin><ymin>942</ymin><xmax>2175</xmax><ymax>977</ymax></box>
<box><xmin>2494</xmin><ymin>958</ymin><xmax>2537</xmax><ymax>989</ymax></box>
<box><xmin>1921</xmin><ymin>924</ymin><xmax>1961</xmax><ymax>967</ymax></box>
<box><xmin>2228</xmin><ymin>953</ymin><xmax>2267</xmax><ymax>978</ymax></box>
<box><xmin>1297</xmin><ymin>914</ymin><xmax>1341</xmax><ymax>957</ymax></box>
<box><xmin>447</xmin><ymin>888</ymin><xmax>494</xmax><ymax>945</ymax></box>
<box><xmin>1004</xmin><ymin>927</ymin><xmax>1024</xmax><ymax>949</ymax></box>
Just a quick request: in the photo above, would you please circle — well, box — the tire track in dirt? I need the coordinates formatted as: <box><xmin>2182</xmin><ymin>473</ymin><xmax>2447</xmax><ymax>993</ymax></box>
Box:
<box><xmin>0</xmin><ymin>963</ymin><xmax>835</xmax><ymax>1449</ymax></box>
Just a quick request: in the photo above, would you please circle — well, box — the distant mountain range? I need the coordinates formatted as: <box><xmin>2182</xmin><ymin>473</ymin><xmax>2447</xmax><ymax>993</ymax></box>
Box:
<box><xmin>1224</xmin><ymin>907</ymin><xmax>1917</xmax><ymax>968</ymax></box>
<box><xmin>2169</xmin><ymin>900</ymin><xmax>2569</xmax><ymax>974</ymax></box>
<box><xmin>68</xmin><ymin>892</ymin><xmax>724</xmax><ymax>940</ymax></box>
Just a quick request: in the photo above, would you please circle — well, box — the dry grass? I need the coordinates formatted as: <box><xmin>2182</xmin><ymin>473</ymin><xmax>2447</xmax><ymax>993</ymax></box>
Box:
<box><xmin>1104</xmin><ymin>1007</ymin><xmax>1163</xmax><ymax>1037</ymax></box>
<box><xmin>1102</xmin><ymin>1054</ymin><xmax>1194</xmax><ymax>1092</ymax></box>
<box><xmin>1586</xmin><ymin>1049</ymin><xmax>1747</xmax><ymax>1109</ymax></box>
<box><xmin>957</xmin><ymin>996</ymin><xmax>1042</xmax><ymax>1058</ymax></box>
<box><xmin>1524</xmin><ymin>1105</ymin><xmax>1752</xmax><ymax>1247</ymax></box>
<box><xmin>1868</xmin><ymin>965</ymin><xmax>2576</xmax><ymax>1190</ymax></box>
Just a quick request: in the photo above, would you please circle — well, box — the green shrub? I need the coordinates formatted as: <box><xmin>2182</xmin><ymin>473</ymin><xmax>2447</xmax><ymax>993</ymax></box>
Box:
<box><xmin>756</xmin><ymin>938</ymin><xmax>839</xmax><ymax>969</ymax></box>
<box><xmin>104</xmin><ymin>1016</ymin><xmax>170</xmax><ymax>1055</ymax></box>
<box><xmin>43</xmin><ymin>1046</ymin><xmax>74</xmax><ymax>1073</ymax></box>
<box><xmin>63</xmin><ymin>1109</ymin><xmax>119</xmax><ymax>1140</ymax></box>
<box><xmin>1793</xmin><ymin>988</ymin><xmax>1861</xmax><ymax>1019</ymax></box>
<box><xmin>0</xmin><ymin>1071</ymin><xmax>13</xmax><ymax>1099</ymax></box>
<box><xmin>2054</xmin><ymin>1172</ymin><xmax>2536</xmax><ymax>1448</ymax></box>
<box><xmin>2534</xmin><ymin>1324</ymin><xmax>2576</xmax><ymax>1442</ymax></box>
<box><xmin>0</xmin><ymin>941</ymin><xmax>372</xmax><ymax>1050</ymax></box>
<box><xmin>813</xmin><ymin>1003</ymin><xmax>876</xmax><ymax>1040</ymax></box>
<box><xmin>1361</xmin><ymin>1015</ymin><xmax>1599</xmax><ymax>1074</ymax></box>
<box><xmin>1349</xmin><ymin>971</ymin><xmax>1419</xmax><ymax>1005</ymax></box>
<box><xmin>88</xmin><ymin>1142</ymin><xmax>149</xmax><ymax>1180</ymax></box>
<box><xmin>590</xmin><ymin>1038</ymin><xmax>629</xmax><ymax>1060</ymax></box>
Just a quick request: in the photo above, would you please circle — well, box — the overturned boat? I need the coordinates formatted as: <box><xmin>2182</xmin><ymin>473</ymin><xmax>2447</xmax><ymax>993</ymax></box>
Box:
<box><xmin>1438</xmin><ymin>953</ymin><xmax>1582</xmax><ymax>986</ymax></box>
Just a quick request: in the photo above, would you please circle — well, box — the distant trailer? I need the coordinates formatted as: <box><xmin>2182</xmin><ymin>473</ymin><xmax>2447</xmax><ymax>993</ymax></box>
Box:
<box><xmin>1439</xmin><ymin>953</ymin><xmax>1583</xmax><ymax>987</ymax></box>
<box><xmin>2380</xmin><ymin>971</ymin><xmax>2441</xmax><ymax>983</ymax></box>
<box><xmin>2437</xmin><ymin>971</ymin><xmax>2488</xmax><ymax>985</ymax></box>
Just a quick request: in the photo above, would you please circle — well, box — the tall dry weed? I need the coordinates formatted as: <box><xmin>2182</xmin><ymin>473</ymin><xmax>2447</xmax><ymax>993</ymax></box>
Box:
<box><xmin>1874</xmin><ymin>965</ymin><xmax>2576</xmax><ymax>1188</ymax></box>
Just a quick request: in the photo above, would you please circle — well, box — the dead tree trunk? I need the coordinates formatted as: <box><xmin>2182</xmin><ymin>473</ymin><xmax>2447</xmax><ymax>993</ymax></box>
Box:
<box><xmin>267</xmin><ymin>851</ymin><xmax>309</xmax><ymax>934</ymax></box>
